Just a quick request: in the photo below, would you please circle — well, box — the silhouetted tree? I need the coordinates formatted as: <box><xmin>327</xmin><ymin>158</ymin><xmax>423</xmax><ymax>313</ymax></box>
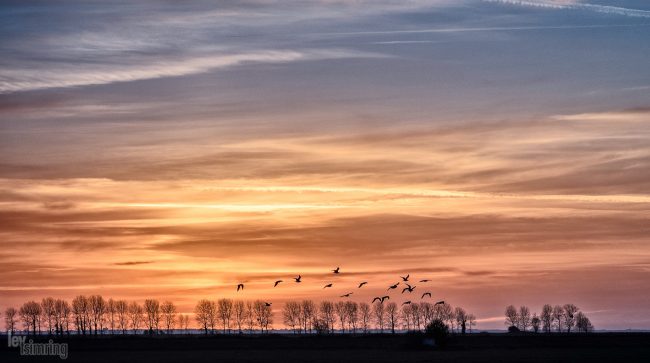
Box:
<box><xmin>178</xmin><ymin>314</ymin><xmax>190</xmax><ymax>332</ymax></box>
<box><xmin>552</xmin><ymin>305</ymin><xmax>564</xmax><ymax>332</ymax></box>
<box><xmin>345</xmin><ymin>301</ymin><xmax>359</xmax><ymax>333</ymax></box>
<box><xmin>425</xmin><ymin>319</ymin><xmax>450</xmax><ymax>348</ymax></box>
<box><xmin>541</xmin><ymin>304</ymin><xmax>553</xmax><ymax>333</ymax></box>
<box><xmin>4</xmin><ymin>307</ymin><xmax>18</xmax><ymax>334</ymax></box>
<box><xmin>401</xmin><ymin>304</ymin><xmax>413</xmax><ymax>331</ymax></box>
<box><xmin>454</xmin><ymin>307</ymin><xmax>468</xmax><ymax>334</ymax></box>
<box><xmin>115</xmin><ymin>300</ymin><xmax>128</xmax><ymax>334</ymax></box>
<box><xmin>144</xmin><ymin>299</ymin><xmax>161</xmax><ymax>334</ymax></box>
<box><xmin>252</xmin><ymin>300</ymin><xmax>272</xmax><ymax>333</ymax></box>
<box><xmin>468</xmin><ymin>314</ymin><xmax>476</xmax><ymax>333</ymax></box>
<box><xmin>128</xmin><ymin>301</ymin><xmax>144</xmax><ymax>333</ymax></box>
<box><xmin>54</xmin><ymin>299</ymin><xmax>71</xmax><ymax>335</ymax></box>
<box><xmin>372</xmin><ymin>301</ymin><xmax>386</xmax><ymax>333</ymax></box>
<box><xmin>575</xmin><ymin>312</ymin><xmax>593</xmax><ymax>333</ymax></box>
<box><xmin>89</xmin><ymin>295</ymin><xmax>106</xmax><ymax>334</ymax></box>
<box><xmin>72</xmin><ymin>295</ymin><xmax>89</xmax><ymax>335</ymax></box>
<box><xmin>319</xmin><ymin>301</ymin><xmax>335</xmax><ymax>333</ymax></box>
<box><xmin>161</xmin><ymin>301</ymin><xmax>177</xmax><ymax>333</ymax></box>
<box><xmin>386</xmin><ymin>302</ymin><xmax>398</xmax><ymax>334</ymax></box>
<box><xmin>217</xmin><ymin>298</ymin><xmax>233</xmax><ymax>333</ymax></box>
<box><xmin>531</xmin><ymin>313</ymin><xmax>541</xmax><ymax>333</ymax></box>
<box><xmin>107</xmin><ymin>298</ymin><xmax>117</xmax><ymax>333</ymax></box>
<box><xmin>335</xmin><ymin>301</ymin><xmax>348</xmax><ymax>332</ymax></box>
<box><xmin>504</xmin><ymin>305</ymin><xmax>518</xmax><ymax>328</ymax></box>
<box><xmin>41</xmin><ymin>297</ymin><xmax>56</xmax><ymax>335</ymax></box>
<box><xmin>421</xmin><ymin>302</ymin><xmax>434</xmax><ymax>327</ymax></box>
<box><xmin>233</xmin><ymin>300</ymin><xmax>246</xmax><ymax>334</ymax></box>
<box><xmin>283</xmin><ymin>301</ymin><xmax>301</xmax><ymax>333</ymax></box>
<box><xmin>563</xmin><ymin>304</ymin><xmax>579</xmax><ymax>333</ymax></box>
<box><xmin>301</xmin><ymin>300</ymin><xmax>316</xmax><ymax>333</ymax></box>
<box><xmin>19</xmin><ymin>301</ymin><xmax>42</xmax><ymax>335</ymax></box>
<box><xmin>245</xmin><ymin>301</ymin><xmax>255</xmax><ymax>333</ymax></box>
<box><xmin>194</xmin><ymin>299</ymin><xmax>215</xmax><ymax>335</ymax></box>
<box><xmin>518</xmin><ymin>306</ymin><xmax>531</xmax><ymax>332</ymax></box>
<box><xmin>359</xmin><ymin>302</ymin><xmax>371</xmax><ymax>333</ymax></box>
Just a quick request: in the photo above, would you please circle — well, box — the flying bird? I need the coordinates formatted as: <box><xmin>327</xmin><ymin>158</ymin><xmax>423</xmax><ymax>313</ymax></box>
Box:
<box><xmin>419</xmin><ymin>279</ymin><xmax>431</xmax><ymax>283</ymax></box>
<box><xmin>381</xmin><ymin>296</ymin><xmax>390</xmax><ymax>303</ymax></box>
<box><xmin>274</xmin><ymin>280</ymin><xmax>283</xmax><ymax>287</ymax></box>
<box><xmin>435</xmin><ymin>300</ymin><xmax>445</xmax><ymax>305</ymax></box>
<box><xmin>332</xmin><ymin>267</ymin><xmax>340</xmax><ymax>274</ymax></box>
<box><xmin>402</xmin><ymin>301</ymin><xmax>412</xmax><ymax>306</ymax></box>
<box><xmin>388</xmin><ymin>283</ymin><xmax>399</xmax><ymax>291</ymax></box>
<box><xmin>421</xmin><ymin>292</ymin><xmax>432</xmax><ymax>299</ymax></box>
<box><xmin>294</xmin><ymin>275</ymin><xmax>302</xmax><ymax>283</ymax></box>
<box><xmin>372</xmin><ymin>297</ymin><xmax>382</xmax><ymax>304</ymax></box>
<box><xmin>400</xmin><ymin>274</ymin><xmax>409</xmax><ymax>282</ymax></box>
<box><xmin>402</xmin><ymin>284</ymin><xmax>415</xmax><ymax>293</ymax></box>
<box><xmin>358</xmin><ymin>282</ymin><xmax>368</xmax><ymax>288</ymax></box>
<box><xmin>340</xmin><ymin>293</ymin><xmax>353</xmax><ymax>298</ymax></box>
<box><xmin>323</xmin><ymin>283</ymin><xmax>333</xmax><ymax>289</ymax></box>
<box><xmin>237</xmin><ymin>283</ymin><xmax>244</xmax><ymax>291</ymax></box>
<box><xmin>265</xmin><ymin>302</ymin><xmax>272</xmax><ymax>307</ymax></box>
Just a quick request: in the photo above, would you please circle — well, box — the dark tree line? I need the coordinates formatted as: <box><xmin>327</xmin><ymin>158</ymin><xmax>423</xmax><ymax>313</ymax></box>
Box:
<box><xmin>504</xmin><ymin>304</ymin><xmax>593</xmax><ymax>333</ymax></box>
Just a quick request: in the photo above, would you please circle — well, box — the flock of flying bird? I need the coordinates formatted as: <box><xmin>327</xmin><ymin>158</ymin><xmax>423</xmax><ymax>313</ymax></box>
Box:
<box><xmin>236</xmin><ymin>267</ymin><xmax>445</xmax><ymax>307</ymax></box>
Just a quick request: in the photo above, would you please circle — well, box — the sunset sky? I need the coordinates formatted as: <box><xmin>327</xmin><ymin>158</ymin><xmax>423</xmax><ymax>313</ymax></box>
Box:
<box><xmin>1</xmin><ymin>0</ymin><xmax>649</xmax><ymax>330</ymax></box>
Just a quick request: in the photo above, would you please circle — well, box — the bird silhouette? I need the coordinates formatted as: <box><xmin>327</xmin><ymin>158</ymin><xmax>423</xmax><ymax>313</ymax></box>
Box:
<box><xmin>274</xmin><ymin>280</ymin><xmax>283</xmax><ymax>287</ymax></box>
<box><xmin>265</xmin><ymin>302</ymin><xmax>272</xmax><ymax>307</ymax></box>
<box><xmin>400</xmin><ymin>274</ymin><xmax>409</xmax><ymax>282</ymax></box>
<box><xmin>402</xmin><ymin>284</ymin><xmax>415</xmax><ymax>293</ymax></box>
<box><xmin>435</xmin><ymin>300</ymin><xmax>445</xmax><ymax>305</ymax></box>
<box><xmin>323</xmin><ymin>283</ymin><xmax>333</xmax><ymax>289</ymax></box>
<box><xmin>340</xmin><ymin>293</ymin><xmax>353</xmax><ymax>298</ymax></box>
<box><xmin>419</xmin><ymin>279</ymin><xmax>431</xmax><ymax>283</ymax></box>
<box><xmin>372</xmin><ymin>297</ymin><xmax>382</xmax><ymax>304</ymax></box>
<box><xmin>332</xmin><ymin>267</ymin><xmax>340</xmax><ymax>274</ymax></box>
<box><xmin>381</xmin><ymin>296</ymin><xmax>390</xmax><ymax>303</ymax></box>
<box><xmin>421</xmin><ymin>292</ymin><xmax>432</xmax><ymax>299</ymax></box>
<box><xmin>237</xmin><ymin>283</ymin><xmax>244</xmax><ymax>291</ymax></box>
<box><xmin>402</xmin><ymin>301</ymin><xmax>412</xmax><ymax>306</ymax></box>
<box><xmin>388</xmin><ymin>283</ymin><xmax>399</xmax><ymax>291</ymax></box>
<box><xmin>294</xmin><ymin>275</ymin><xmax>301</xmax><ymax>283</ymax></box>
<box><xmin>358</xmin><ymin>282</ymin><xmax>368</xmax><ymax>288</ymax></box>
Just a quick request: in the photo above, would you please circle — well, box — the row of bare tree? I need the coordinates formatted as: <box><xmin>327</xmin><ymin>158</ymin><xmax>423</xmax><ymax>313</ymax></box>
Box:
<box><xmin>4</xmin><ymin>296</ymin><xmax>474</xmax><ymax>336</ymax></box>
<box><xmin>282</xmin><ymin>300</ymin><xmax>476</xmax><ymax>334</ymax></box>
<box><xmin>504</xmin><ymin>304</ymin><xmax>594</xmax><ymax>333</ymax></box>
<box><xmin>4</xmin><ymin>296</ymin><xmax>190</xmax><ymax>336</ymax></box>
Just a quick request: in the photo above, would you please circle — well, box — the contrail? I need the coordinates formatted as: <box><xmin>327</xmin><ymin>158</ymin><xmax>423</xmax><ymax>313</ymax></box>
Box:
<box><xmin>483</xmin><ymin>0</ymin><xmax>650</xmax><ymax>18</ymax></box>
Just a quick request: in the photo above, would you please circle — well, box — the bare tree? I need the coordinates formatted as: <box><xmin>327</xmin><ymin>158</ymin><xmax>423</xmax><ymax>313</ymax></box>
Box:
<box><xmin>144</xmin><ymin>299</ymin><xmax>161</xmax><ymax>334</ymax></box>
<box><xmin>468</xmin><ymin>314</ymin><xmax>477</xmax><ymax>333</ymax></box>
<box><xmin>359</xmin><ymin>302</ymin><xmax>371</xmax><ymax>333</ymax></box>
<box><xmin>283</xmin><ymin>301</ymin><xmax>301</xmax><ymax>333</ymax></box>
<box><xmin>575</xmin><ymin>312</ymin><xmax>593</xmax><ymax>333</ymax></box>
<box><xmin>541</xmin><ymin>304</ymin><xmax>553</xmax><ymax>333</ymax></box>
<box><xmin>54</xmin><ymin>299</ymin><xmax>71</xmax><ymax>335</ymax></box>
<box><xmin>420</xmin><ymin>302</ymin><xmax>434</xmax><ymax>327</ymax></box>
<box><xmin>301</xmin><ymin>300</ymin><xmax>316</xmax><ymax>333</ymax></box>
<box><xmin>217</xmin><ymin>298</ymin><xmax>233</xmax><ymax>334</ymax></box>
<box><xmin>334</xmin><ymin>302</ymin><xmax>348</xmax><ymax>333</ymax></box>
<box><xmin>41</xmin><ymin>297</ymin><xmax>56</xmax><ymax>335</ymax></box>
<box><xmin>385</xmin><ymin>302</ymin><xmax>398</xmax><ymax>334</ymax></box>
<box><xmin>411</xmin><ymin>303</ymin><xmax>423</xmax><ymax>332</ymax></box>
<box><xmin>88</xmin><ymin>295</ymin><xmax>106</xmax><ymax>335</ymax></box>
<box><xmin>319</xmin><ymin>301</ymin><xmax>335</xmax><ymax>333</ymax></box>
<box><xmin>401</xmin><ymin>304</ymin><xmax>413</xmax><ymax>331</ymax></box>
<box><xmin>4</xmin><ymin>307</ymin><xmax>18</xmax><ymax>334</ymax></box>
<box><xmin>253</xmin><ymin>300</ymin><xmax>272</xmax><ymax>333</ymax></box>
<box><xmin>433</xmin><ymin>302</ymin><xmax>453</xmax><ymax>327</ymax></box>
<box><xmin>115</xmin><ymin>300</ymin><xmax>128</xmax><ymax>334</ymax></box>
<box><xmin>563</xmin><ymin>304</ymin><xmax>579</xmax><ymax>333</ymax></box>
<box><xmin>194</xmin><ymin>299</ymin><xmax>215</xmax><ymax>335</ymax></box>
<box><xmin>245</xmin><ymin>301</ymin><xmax>255</xmax><ymax>333</ymax></box>
<box><xmin>552</xmin><ymin>305</ymin><xmax>564</xmax><ymax>332</ymax></box>
<box><xmin>345</xmin><ymin>301</ymin><xmax>359</xmax><ymax>333</ymax></box>
<box><xmin>161</xmin><ymin>301</ymin><xmax>177</xmax><ymax>333</ymax></box>
<box><xmin>454</xmin><ymin>307</ymin><xmax>468</xmax><ymax>334</ymax></box>
<box><xmin>518</xmin><ymin>306</ymin><xmax>531</xmax><ymax>332</ymax></box>
<box><xmin>233</xmin><ymin>300</ymin><xmax>246</xmax><ymax>334</ymax></box>
<box><xmin>178</xmin><ymin>314</ymin><xmax>190</xmax><ymax>332</ymax></box>
<box><xmin>107</xmin><ymin>299</ymin><xmax>117</xmax><ymax>333</ymax></box>
<box><xmin>128</xmin><ymin>301</ymin><xmax>144</xmax><ymax>333</ymax></box>
<box><xmin>531</xmin><ymin>313</ymin><xmax>541</xmax><ymax>333</ymax></box>
<box><xmin>72</xmin><ymin>295</ymin><xmax>89</xmax><ymax>335</ymax></box>
<box><xmin>19</xmin><ymin>301</ymin><xmax>42</xmax><ymax>335</ymax></box>
<box><xmin>504</xmin><ymin>305</ymin><xmax>518</xmax><ymax>328</ymax></box>
<box><xmin>372</xmin><ymin>301</ymin><xmax>386</xmax><ymax>333</ymax></box>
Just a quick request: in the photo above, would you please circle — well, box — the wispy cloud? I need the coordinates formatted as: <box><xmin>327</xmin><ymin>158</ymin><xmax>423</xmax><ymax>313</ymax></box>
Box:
<box><xmin>484</xmin><ymin>0</ymin><xmax>650</xmax><ymax>18</ymax></box>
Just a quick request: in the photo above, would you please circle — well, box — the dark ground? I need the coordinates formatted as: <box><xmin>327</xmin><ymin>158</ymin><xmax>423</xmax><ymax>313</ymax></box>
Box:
<box><xmin>1</xmin><ymin>333</ymin><xmax>649</xmax><ymax>363</ymax></box>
